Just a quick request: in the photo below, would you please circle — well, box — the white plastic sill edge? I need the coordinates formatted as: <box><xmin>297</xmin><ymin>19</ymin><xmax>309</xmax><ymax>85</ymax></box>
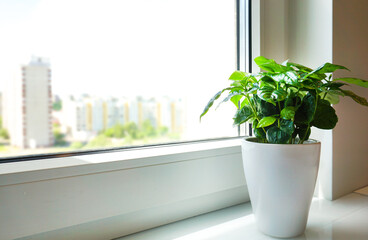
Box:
<box><xmin>0</xmin><ymin>138</ymin><xmax>243</xmax><ymax>187</ymax></box>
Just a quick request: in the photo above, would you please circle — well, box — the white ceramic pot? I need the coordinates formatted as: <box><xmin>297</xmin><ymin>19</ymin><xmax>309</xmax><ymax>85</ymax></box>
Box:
<box><xmin>241</xmin><ymin>137</ymin><xmax>321</xmax><ymax>238</ymax></box>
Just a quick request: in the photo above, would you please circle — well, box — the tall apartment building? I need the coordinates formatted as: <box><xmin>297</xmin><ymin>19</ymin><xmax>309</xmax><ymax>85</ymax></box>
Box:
<box><xmin>3</xmin><ymin>57</ymin><xmax>53</xmax><ymax>148</ymax></box>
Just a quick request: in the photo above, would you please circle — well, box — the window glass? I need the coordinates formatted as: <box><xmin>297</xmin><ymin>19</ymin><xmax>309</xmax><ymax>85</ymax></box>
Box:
<box><xmin>0</xmin><ymin>0</ymin><xmax>237</xmax><ymax>158</ymax></box>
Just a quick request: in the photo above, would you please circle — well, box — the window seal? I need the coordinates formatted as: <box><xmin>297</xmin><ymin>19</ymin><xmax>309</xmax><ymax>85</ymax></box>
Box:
<box><xmin>0</xmin><ymin>136</ymin><xmax>243</xmax><ymax>164</ymax></box>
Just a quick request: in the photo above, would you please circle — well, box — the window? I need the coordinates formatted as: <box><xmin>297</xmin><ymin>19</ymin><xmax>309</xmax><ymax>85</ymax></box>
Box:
<box><xmin>0</xmin><ymin>0</ymin><xmax>251</xmax><ymax>160</ymax></box>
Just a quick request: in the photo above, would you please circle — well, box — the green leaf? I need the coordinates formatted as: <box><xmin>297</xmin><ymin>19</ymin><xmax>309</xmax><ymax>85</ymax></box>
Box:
<box><xmin>257</xmin><ymin>86</ymin><xmax>276</xmax><ymax>105</ymax></box>
<box><xmin>280</xmin><ymin>119</ymin><xmax>295</xmax><ymax>135</ymax></box>
<box><xmin>280</xmin><ymin>106</ymin><xmax>295</xmax><ymax>120</ymax></box>
<box><xmin>322</xmin><ymin>92</ymin><xmax>340</xmax><ymax>104</ymax></box>
<box><xmin>257</xmin><ymin>86</ymin><xmax>286</xmax><ymax>103</ymax></box>
<box><xmin>323</xmin><ymin>81</ymin><xmax>348</xmax><ymax>90</ymax></box>
<box><xmin>257</xmin><ymin>116</ymin><xmax>277</xmax><ymax>128</ymax></box>
<box><xmin>294</xmin><ymin>93</ymin><xmax>316</xmax><ymax>124</ymax></box>
<box><xmin>200</xmin><ymin>89</ymin><xmax>227</xmax><ymax>120</ymax></box>
<box><xmin>287</xmin><ymin>62</ymin><xmax>313</xmax><ymax>72</ymax></box>
<box><xmin>272</xmin><ymin>89</ymin><xmax>288</xmax><ymax>101</ymax></box>
<box><xmin>254</xmin><ymin>94</ymin><xmax>279</xmax><ymax>117</ymax></box>
<box><xmin>216</xmin><ymin>91</ymin><xmax>243</xmax><ymax>110</ymax></box>
<box><xmin>259</xmin><ymin>76</ymin><xmax>277</xmax><ymax>88</ymax></box>
<box><xmin>271</xmin><ymin>71</ymin><xmax>299</xmax><ymax>85</ymax></box>
<box><xmin>334</xmin><ymin>78</ymin><xmax>368</xmax><ymax>88</ymax></box>
<box><xmin>230</xmin><ymin>81</ymin><xmax>243</xmax><ymax>88</ymax></box>
<box><xmin>301</xmin><ymin>80</ymin><xmax>317</xmax><ymax>89</ymax></box>
<box><xmin>309</xmin><ymin>63</ymin><xmax>349</xmax><ymax>76</ymax></box>
<box><xmin>311</xmin><ymin>99</ymin><xmax>338</xmax><ymax>129</ymax></box>
<box><xmin>284</xmin><ymin>91</ymin><xmax>297</xmax><ymax>107</ymax></box>
<box><xmin>230</xmin><ymin>95</ymin><xmax>243</xmax><ymax>108</ymax></box>
<box><xmin>254</xmin><ymin>56</ymin><xmax>289</xmax><ymax>73</ymax></box>
<box><xmin>326</xmin><ymin>89</ymin><xmax>346</xmax><ymax>96</ymax></box>
<box><xmin>340</xmin><ymin>89</ymin><xmax>368</xmax><ymax>106</ymax></box>
<box><xmin>254</xmin><ymin>127</ymin><xmax>266</xmax><ymax>140</ymax></box>
<box><xmin>288</xmin><ymin>62</ymin><xmax>327</xmax><ymax>80</ymax></box>
<box><xmin>229</xmin><ymin>71</ymin><xmax>247</xmax><ymax>81</ymax></box>
<box><xmin>266</xmin><ymin>126</ymin><xmax>292</xmax><ymax>144</ymax></box>
<box><xmin>233</xmin><ymin>106</ymin><xmax>253</xmax><ymax>125</ymax></box>
<box><xmin>239</xmin><ymin>97</ymin><xmax>249</xmax><ymax>109</ymax></box>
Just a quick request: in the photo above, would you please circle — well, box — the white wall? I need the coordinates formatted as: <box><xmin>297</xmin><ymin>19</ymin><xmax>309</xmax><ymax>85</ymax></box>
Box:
<box><xmin>261</xmin><ymin>0</ymin><xmax>289</xmax><ymax>63</ymax></box>
<box><xmin>332</xmin><ymin>0</ymin><xmax>368</xmax><ymax>199</ymax></box>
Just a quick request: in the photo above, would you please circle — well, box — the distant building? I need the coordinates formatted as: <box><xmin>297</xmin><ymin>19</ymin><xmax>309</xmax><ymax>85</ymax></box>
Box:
<box><xmin>156</xmin><ymin>96</ymin><xmax>185</xmax><ymax>134</ymax></box>
<box><xmin>61</xmin><ymin>96</ymin><xmax>90</xmax><ymax>141</ymax></box>
<box><xmin>61</xmin><ymin>96</ymin><xmax>127</xmax><ymax>141</ymax></box>
<box><xmin>3</xmin><ymin>57</ymin><xmax>53</xmax><ymax>148</ymax></box>
<box><xmin>104</xmin><ymin>98</ymin><xmax>125</xmax><ymax>128</ymax></box>
<box><xmin>59</xmin><ymin>95</ymin><xmax>185</xmax><ymax>141</ymax></box>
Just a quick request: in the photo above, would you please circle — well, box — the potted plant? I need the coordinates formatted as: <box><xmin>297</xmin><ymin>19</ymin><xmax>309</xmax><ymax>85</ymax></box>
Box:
<box><xmin>200</xmin><ymin>56</ymin><xmax>368</xmax><ymax>238</ymax></box>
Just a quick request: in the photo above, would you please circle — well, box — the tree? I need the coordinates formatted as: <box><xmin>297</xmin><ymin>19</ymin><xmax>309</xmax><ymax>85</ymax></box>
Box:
<box><xmin>84</xmin><ymin>135</ymin><xmax>112</xmax><ymax>149</ymax></box>
<box><xmin>123</xmin><ymin>122</ymin><xmax>140</xmax><ymax>139</ymax></box>
<box><xmin>53</xmin><ymin>129</ymin><xmax>66</xmax><ymax>146</ymax></box>
<box><xmin>0</xmin><ymin>117</ymin><xmax>9</xmax><ymax>139</ymax></box>
<box><xmin>52</xmin><ymin>100</ymin><xmax>62</xmax><ymax>111</ymax></box>
<box><xmin>141</xmin><ymin>120</ymin><xmax>157</xmax><ymax>137</ymax></box>
<box><xmin>0</xmin><ymin>128</ymin><xmax>9</xmax><ymax>139</ymax></box>
<box><xmin>104</xmin><ymin>124</ymin><xmax>125</xmax><ymax>138</ymax></box>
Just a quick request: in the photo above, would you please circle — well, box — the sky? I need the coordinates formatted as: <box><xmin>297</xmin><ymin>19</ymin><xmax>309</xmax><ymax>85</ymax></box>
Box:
<box><xmin>0</xmin><ymin>0</ymin><xmax>238</xmax><ymax>138</ymax></box>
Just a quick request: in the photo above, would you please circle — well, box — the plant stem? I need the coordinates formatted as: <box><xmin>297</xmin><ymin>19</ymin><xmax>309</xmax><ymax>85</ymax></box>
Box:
<box><xmin>322</xmin><ymin>92</ymin><xmax>327</xmax><ymax>100</ymax></box>
<box><xmin>246</xmin><ymin>95</ymin><xmax>268</xmax><ymax>136</ymax></box>
<box><xmin>277</xmin><ymin>101</ymin><xmax>281</xmax><ymax>127</ymax></box>
<box><xmin>300</xmin><ymin>124</ymin><xmax>310</xmax><ymax>144</ymax></box>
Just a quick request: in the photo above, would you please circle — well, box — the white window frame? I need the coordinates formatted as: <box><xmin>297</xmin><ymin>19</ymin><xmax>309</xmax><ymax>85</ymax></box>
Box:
<box><xmin>0</xmin><ymin>1</ymin><xmax>261</xmax><ymax>239</ymax></box>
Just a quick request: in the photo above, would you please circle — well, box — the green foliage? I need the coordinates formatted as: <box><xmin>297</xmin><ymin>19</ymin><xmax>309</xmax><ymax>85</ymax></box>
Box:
<box><xmin>141</xmin><ymin>120</ymin><xmax>157</xmax><ymax>137</ymax></box>
<box><xmin>53</xmin><ymin>129</ymin><xmax>67</xmax><ymax>146</ymax></box>
<box><xmin>266</xmin><ymin>126</ymin><xmax>292</xmax><ymax>144</ymax></box>
<box><xmin>334</xmin><ymin>77</ymin><xmax>368</xmax><ymax>88</ymax></box>
<box><xmin>233</xmin><ymin>106</ymin><xmax>253</xmax><ymax>125</ymax></box>
<box><xmin>0</xmin><ymin>128</ymin><xmax>9</xmax><ymax>139</ymax></box>
<box><xmin>84</xmin><ymin>135</ymin><xmax>112</xmax><ymax>148</ymax></box>
<box><xmin>200</xmin><ymin>56</ymin><xmax>368</xmax><ymax>144</ymax></box>
<box><xmin>70</xmin><ymin>141</ymin><xmax>85</xmax><ymax>149</ymax></box>
<box><xmin>52</xmin><ymin>100</ymin><xmax>62</xmax><ymax>111</ymax></box>
<box><xmin>102</xmin><ymin>120</ymin><xmax>169</xmax><ymax>141</ymax></box>
<box><xmin>311</xmin><ymin>99</ymin><xmax>338</xmax><ymax>129</ymax></box>
<box><xmin>0</xmin><ymin>117</ymin><xmax>9</xmax><ymax>140</ymax></box>
<box><xmin>104</xmin><ymin>124</ymin><xmax>125</xmax><ymax>138</ymax></box>
<box><xmin>257</xmin><ymin>116</ymin><xmax>277</xmax><ymax>128</ymax></box>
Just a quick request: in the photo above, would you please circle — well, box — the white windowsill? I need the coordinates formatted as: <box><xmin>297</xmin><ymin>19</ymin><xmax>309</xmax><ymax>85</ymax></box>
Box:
<box><xmin>117</xmin><ymin>193</ymin><xmax>368</xmax><ymax>240</ymax></box>
<box><xmin>0</xmin><ymin>138</ymin><xmax>242</xmax><ymax>187</ymax></box>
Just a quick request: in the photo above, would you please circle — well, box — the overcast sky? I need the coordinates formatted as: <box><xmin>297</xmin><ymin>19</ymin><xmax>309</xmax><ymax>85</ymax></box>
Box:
<box><xmin>0</xmin><ymin>0</ymin><xmax>235</xmax><ymax>96</ymax></box>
